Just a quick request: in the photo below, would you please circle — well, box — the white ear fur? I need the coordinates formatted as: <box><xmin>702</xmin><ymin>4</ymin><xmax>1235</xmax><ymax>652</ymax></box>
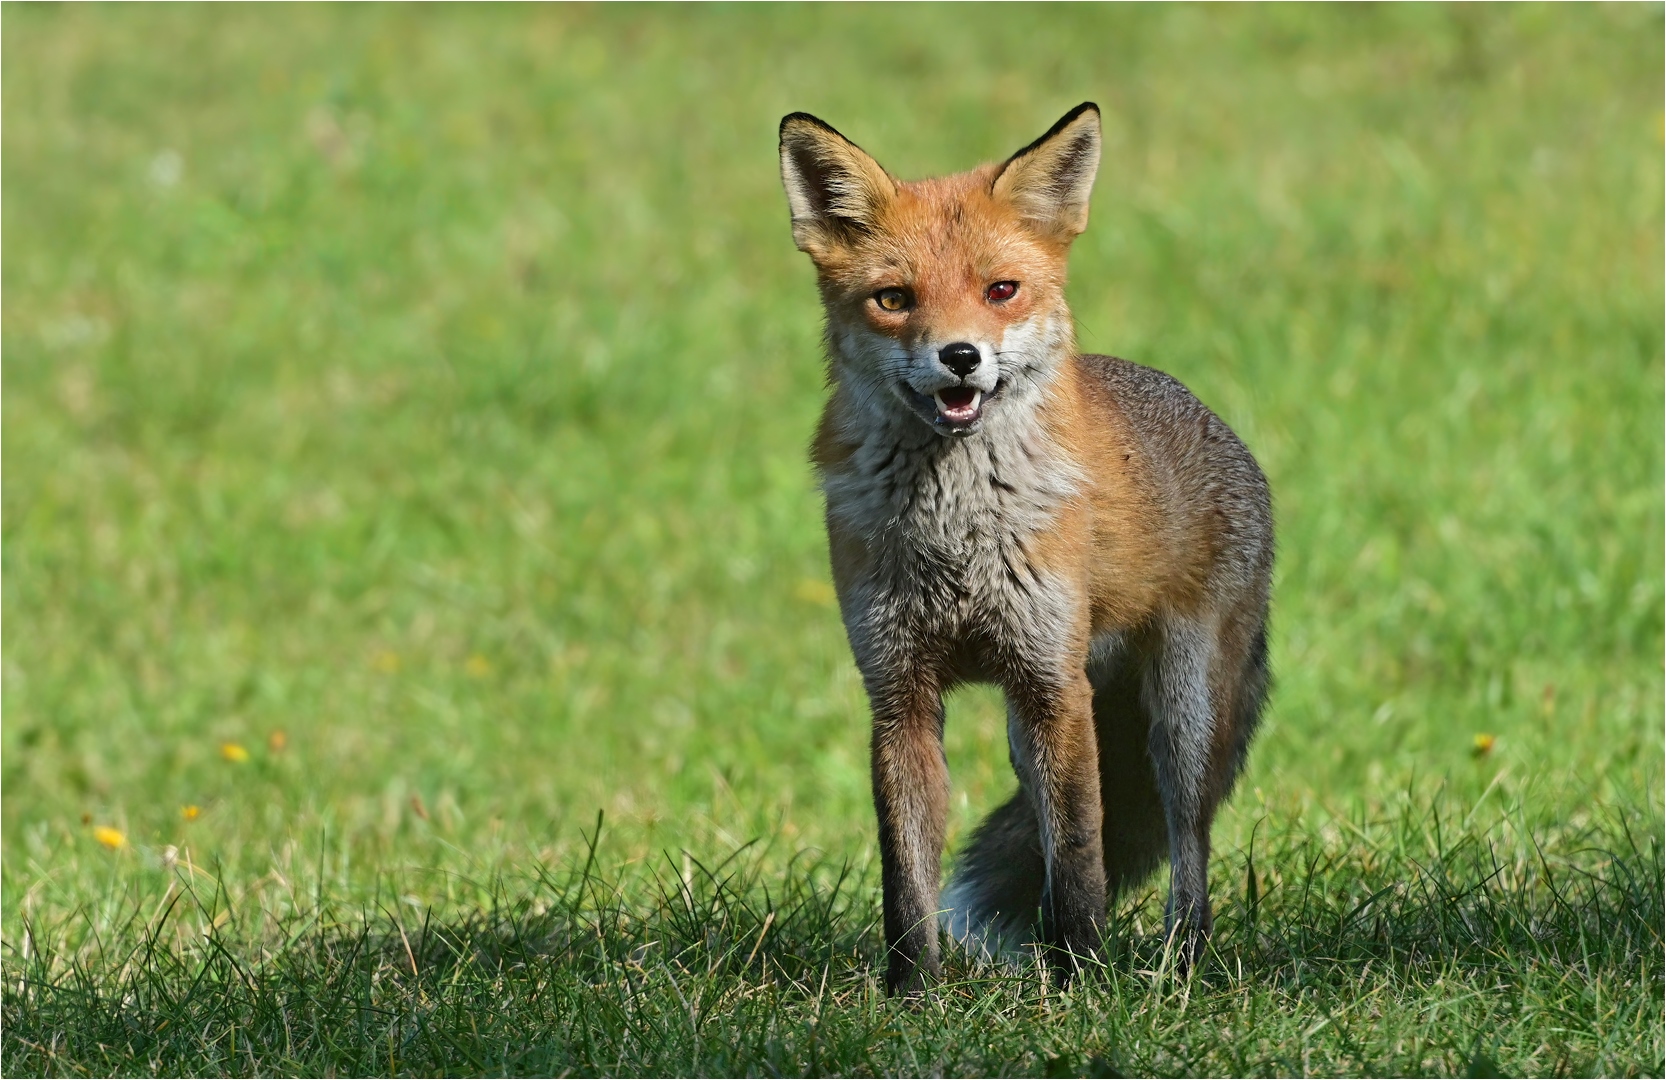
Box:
<box><xmin>991</xmin><ymin>103</ymin><xmax>1102</xmax><ymax>238</ymax></box>
<box><xmin>779</xmin><ymin>113</ymin><xmax>896</xmax><ymax>254</ymax></box>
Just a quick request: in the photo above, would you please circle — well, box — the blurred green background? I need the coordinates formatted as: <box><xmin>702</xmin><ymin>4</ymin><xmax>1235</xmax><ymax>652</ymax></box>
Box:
<box><xmin>4</xmin><ymin>3</ymin><xmax>1661</xmax><ymax>914</ymax></box>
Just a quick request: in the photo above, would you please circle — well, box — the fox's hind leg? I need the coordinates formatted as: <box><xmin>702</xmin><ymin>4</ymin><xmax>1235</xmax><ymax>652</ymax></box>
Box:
<box><xmin>1087</xmin><ymin>634</ymin><xmax>1170</xmax><ymax>898</ymax></box>
<box><xmin>1142</xmin><ymin>617</ymin><xmax>1224</xmax><ymax>969</ymax></box>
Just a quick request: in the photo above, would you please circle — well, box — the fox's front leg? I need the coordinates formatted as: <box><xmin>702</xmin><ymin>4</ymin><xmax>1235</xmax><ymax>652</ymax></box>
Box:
<box><xmin>1007</xmin><ymin>669</ymin><xmax>1106</xmax><ymax>982</ymax></box>
<box><xmin>868</xmin><ymin>675</ymin><xmax>950</xmax><ymax>995</ymax></box>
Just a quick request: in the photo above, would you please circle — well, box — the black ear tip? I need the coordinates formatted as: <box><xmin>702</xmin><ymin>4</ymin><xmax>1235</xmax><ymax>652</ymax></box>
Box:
<box><xmin>780</xmin><ymin>111</ymin><xmax>839</xmax><ymax>139</ymax></box>
<box><xmin>1067</xmin><ymin>102</ymin><xmax>1100</xmax><ymax>123</ymax></box>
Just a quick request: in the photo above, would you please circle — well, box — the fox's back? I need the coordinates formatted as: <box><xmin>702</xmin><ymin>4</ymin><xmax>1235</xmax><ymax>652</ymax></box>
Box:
<box><xmin>1073</xmin><ymin>353</ymin><xmax>1273</xmax><ymax>620</ymax></box>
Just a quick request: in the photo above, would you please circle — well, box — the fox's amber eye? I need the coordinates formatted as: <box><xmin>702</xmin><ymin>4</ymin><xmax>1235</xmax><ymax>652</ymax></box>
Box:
<box><xmin>986</xmin><ymin>281</ymin><xmax>1019</xmax><ymax>302</ymax></box>
<box><xmin>874</xmin><ymin>288</ymin><xmax>910</xmax><ymax>312</ymax></box>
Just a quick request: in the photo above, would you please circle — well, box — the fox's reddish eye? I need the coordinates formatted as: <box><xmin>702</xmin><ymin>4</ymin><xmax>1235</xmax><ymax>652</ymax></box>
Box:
<box><xmin>986</xmin><ymin>281</ymin><xmax>1019</xmax><ymax>302</ymax></box>
<box><xmin>874</xmin><ymin>288</ymin><xmax>911</xmax><ymax>312</ymax></box>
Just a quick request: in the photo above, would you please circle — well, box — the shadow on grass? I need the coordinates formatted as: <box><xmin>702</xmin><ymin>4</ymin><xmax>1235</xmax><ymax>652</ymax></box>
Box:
<box><xmin>5</xmin><ymin>802</ymin><xmax>1662</xmax><ymax>1077</ymax></box>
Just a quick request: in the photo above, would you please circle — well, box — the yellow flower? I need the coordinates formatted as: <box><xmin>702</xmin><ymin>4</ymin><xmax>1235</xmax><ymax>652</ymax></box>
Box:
<box><xmin>93</xmin><ymin>826</ymin><xmax>126</xmax><ymax>849</ymax></box>
<box><xmin>1471</xmin><ymin>733</ymin><xmax>1496</xmax><ymax>757</ymax></box>
<box><xmin>220</xmin><ymin>742</ymin><xmax>250</xmax><ymax>763</ymax></box>
<box><xmin>181</xmin><ymin>804</ymin><xmax>201</xmax><ymax>821</ymax></box>
<box><xmin>267</xmin><ymin>730</ymin><xmax>288</xmax><ymax>753</ymax></box>
<box><xmin>373</xmin><ymin>649</ymin><xmax>402</xmax><ymax>674</ymax></box>
<box><xmin>794</xmin><ymin>578</ymin><xmax>836</xmax><ymax>607</ymax></box>
<box><xmin>464</xmin><ymin>654</ymin><xmax>493</xmax><ymax>678</ymax></box>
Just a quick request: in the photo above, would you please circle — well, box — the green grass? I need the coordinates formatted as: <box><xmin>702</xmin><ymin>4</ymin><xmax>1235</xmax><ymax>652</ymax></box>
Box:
<box><xmin>3</xmin><ymin>4</ymin><xmax>1661</xmax><ymax>1075</ymax></box>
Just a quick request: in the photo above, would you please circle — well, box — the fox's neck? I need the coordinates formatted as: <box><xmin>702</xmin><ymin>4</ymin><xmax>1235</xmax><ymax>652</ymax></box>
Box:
<box><xmin>821</xmin><ymin>359</ymin><xmax>1083</xmax><ymax>547</ymax></box>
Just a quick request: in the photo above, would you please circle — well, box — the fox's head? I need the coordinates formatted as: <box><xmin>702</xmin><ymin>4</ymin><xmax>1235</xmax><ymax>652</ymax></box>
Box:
<box><xmin>780</xmin><ymin>103</ymin><xmax>1101</xmax><ymax>439</ymax></box>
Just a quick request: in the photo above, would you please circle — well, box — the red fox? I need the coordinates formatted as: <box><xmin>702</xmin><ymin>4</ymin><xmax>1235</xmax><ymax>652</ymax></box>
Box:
<box><xmin>778</xmin><ymin>103</ymin><xmax>1273</xmax><ymax>993</ymax></box>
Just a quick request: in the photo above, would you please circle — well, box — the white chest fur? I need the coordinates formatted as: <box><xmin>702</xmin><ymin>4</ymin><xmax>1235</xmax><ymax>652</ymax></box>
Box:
<box><xmin>824</xmin><ymin>401</ymin><xmax>1084</xmax><ymax>663</ymax></box>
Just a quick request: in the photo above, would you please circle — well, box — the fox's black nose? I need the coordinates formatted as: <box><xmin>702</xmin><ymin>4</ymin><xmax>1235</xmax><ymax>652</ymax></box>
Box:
<box><xmin>939</xmin><ymin>342</ymin><xmax>981</xmax><ymax>378</ymax></box>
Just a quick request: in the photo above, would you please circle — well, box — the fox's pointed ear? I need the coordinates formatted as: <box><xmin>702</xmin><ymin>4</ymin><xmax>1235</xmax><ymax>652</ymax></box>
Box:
<box><xmin>992</xmin><ymin>102</ymin><xmax>1102</xmax><ymax>240</ymax></box>
<box><xmin>779</xmin><ymin>113</ymin><xmax>897</xmax><ymax>256</ymax></box>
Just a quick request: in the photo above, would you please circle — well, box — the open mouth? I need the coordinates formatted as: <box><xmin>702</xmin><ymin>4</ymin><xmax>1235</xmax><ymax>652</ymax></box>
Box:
<box><xmin>933</xmin><ymin>386</ymin><xmax>983</xmax><ymax>425</ymax></box>
<box><xmin>897</xmin><ymin>380</ymin><xmax>1003</xmax><ymax>435</ymax></box>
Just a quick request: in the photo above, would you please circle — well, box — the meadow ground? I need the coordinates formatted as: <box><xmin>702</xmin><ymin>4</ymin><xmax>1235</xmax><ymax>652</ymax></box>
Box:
<box><xmin>3</xmin><ymin>5</ymin><xmax>1662</xmax><ymax>1076</ymax></box>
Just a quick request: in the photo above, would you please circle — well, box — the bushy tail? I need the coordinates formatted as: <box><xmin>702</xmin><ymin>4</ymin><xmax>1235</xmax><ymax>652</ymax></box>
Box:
<box><xmin>939</xmin><ymin>790</ymin><xmax>1045</xmax><ymax>960</ymax></box>
<box><xmin>940</xmin><ymin>784</ymin><xmax>1167</xmax><ymax>961</ymax></box>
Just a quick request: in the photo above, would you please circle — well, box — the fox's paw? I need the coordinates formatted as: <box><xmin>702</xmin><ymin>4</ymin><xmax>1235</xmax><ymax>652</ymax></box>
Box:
<box><xmin>1162</xmin><ymin>899</ymin><xmax>1213</xmax><ymax>977</ymax></box>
